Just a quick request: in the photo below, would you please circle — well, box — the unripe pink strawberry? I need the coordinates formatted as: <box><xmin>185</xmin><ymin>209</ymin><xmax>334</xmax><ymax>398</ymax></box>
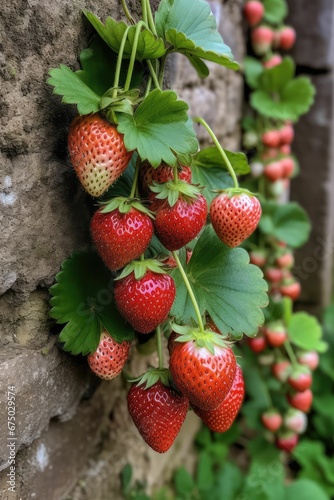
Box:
<box><xmin>265</xmin><ymin>322</ymin><xmax>287</xmax><ymax>347</ymax></box>
<box><xmin>280</xmin><ymin>157</ymin><xmax>295</xmax><ymax>178</ymax></box>
<box><xmin>261</xmin><ymin>409</ymin><xmax>282</xmax><ymax>432</ymax></box>
<box><xmin>280</xmin><ymin>279</ymin><xmax>301</xmax><ymax>300</ymax></box>
<box><xmin>278</xmin><ymin>26</ymin><xmax>296</xmax><ymax>50</ymax></box>
<box><xmin>261</xmin><ymin>129</ymin><xmax>281</xmax><ymax>148</ymax></box>
<box><xmin>297</xmin><ymin>351</ymin><xmax>319</xmax><ymax>371</ymax></box>
<box><xmin>275</xmin><ymin>431</ymin><xmax>298</xmax><ymax>452</ymax></box>
<box><xmin>287</xmin><ymin>389</ymin><xmax>313</xmax><ymax>413</ymax></box>
<box><xmin>249</xmin><ymin>249</ymin><xmax>267</xmax><ymax>267</ymax></box>
<box><xmin>243</xmin><ymin>1</ymin><xmax>265</xmax><ymax>26</ymax></box>
<box><xmin>272</xmin><ymin>360</ymin><xmax>291</xmax><ymax>382</ymax></box>
<box><xmin>264</xmin><ymin>161</ymin><xmax>284</xmax><ymax>182</ymax></box>
<box><xmin>279</xmin><ymin>124</ymin><xmax>294</xmax><ymax>145</ymax></box>
<box><xmin>275</xmin><ymin>252</ymin><xmax>294</xmax><ymax>269</ymax></box>
<box><xmin>264</xmin><ymin>267</ymin><xmax>284</xmax><ymax>283</ymax></box>
<box><xmin>263</xmin><ymin>54</ymin><xmax>282</xmax><ymax>69</ymax></box>
<box><xmin>251</xmin><ymin>26</ymin><xmax>274</xmax><ymax>55</ymax></box>
<box><xmin>284</xmin><ymin>409</ymin><xmax>308</xmax><ymax>434</ymax></box>
<box><xmin>288</xmin><ymin>366</ymin><xmax>312</xmax><ymax>392</ymax></box>
<box><xmin>280</xmin><ymin>144</ymin><xmax>291</xmax><ymax>155</ymax></box>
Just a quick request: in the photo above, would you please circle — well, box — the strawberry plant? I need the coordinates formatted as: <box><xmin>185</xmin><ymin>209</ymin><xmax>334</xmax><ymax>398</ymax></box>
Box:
<box><xmin>48</xmin><ymin>0</ymin><xmax>268</xmax><ymax>455</ymax></box>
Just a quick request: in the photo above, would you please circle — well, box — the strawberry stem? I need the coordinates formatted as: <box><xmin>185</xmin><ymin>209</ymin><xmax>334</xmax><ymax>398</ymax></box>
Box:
<box><xmin>193</xmin><ymin>117</ymin><xmax>239</xmax><ymax>189</ymax></box>
<box><xmin>146</xmin><ymin>0</ymin><xmax>158</xmax><ymax>36</ymax></box>
<box><xmin>173</xmin><ymin>164</ymin><xmax>179</xmax><ymax>183</ymax></box>
<box><xmin>113</xmin><ymin>26</ymin><xmax>131</xmax><ymax>99</ymax></box>
<box><xmin>141</xmin><ymin>0</ymin><xmax>148</xmax><ymax>25</ymax></box>
<box><xmin>284</xmin><ymin>339</ymin><xmax>299</xmax><ymax>369</ymax></box>
<box><xmin>130</xmin><ymin>156</ymin><xmax>141</xmax><ymax>198</ymax></box>
<box><xmin>146</xmin><ymin>60</ymin><xmax>161</xmax><ymax>90</ymax></box>
<box><xmin>124</xmin><ymin>21</ymin><xmax>146</xmax><ymax>92</ymax></box>
<box><xmin>156</xmin><ymin>325</ymin><xmax>164</xmax><ymax>369</ymax></box>
<box><xmin>121</xmin><ymin>0</ymin><xmax>135</xmax><ymax>24</ymax></box>
<box><xmin>172</xmin><ymin>251</ymin><xmax>205</xmax><ymax>333</ymax></box>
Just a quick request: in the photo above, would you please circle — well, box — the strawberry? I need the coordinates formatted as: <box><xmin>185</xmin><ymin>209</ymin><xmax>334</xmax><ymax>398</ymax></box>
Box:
<box><xmin>264</xmin><ymin>161</ymin><xmax>284</xmax><ymax>182</ymax></box>
<box><xmin>261</xmin><ymin>409</ymin><xmax>282</xmax><ymax>432</ymax></box>
<box><xmin>280</xmin><ymin>144</ymin><xmax>291</xmax><ymax>155</ymax></box>
<box><xmin>210</xmin><ymin>189</ymin><xmax>262</xmax><ymax>248</ymax></box>
<box><xmin>275</xmin><ymin>252</ymin><xmax>294</xmax><ymax>269</ymax></box>
<box><xmin>251</xmin><ymin>26</ymin><xmax>274</xmax><ymax>55</ymax></box>
<box><xmin>272</xmin><ymin>360</ymin><xmax>291</xmax><ymax>382</ymax></box>
<box><xmin>139</xmin><ymin>162</ymin><xmax>192</xmax><ymax>198</ymax></box>
<box><xmin>263</xmin><ymin>54</ymin><xmax>282</xmax><ymax>69</ymax></box>
<box><xmin>261</xmin><ymin>129</ymin><xmax>281</xmax><ymax>148</ymax></box>
<box><xmin>114</xmin><ymin>261</ymin><xmax>176</xmax><ymax>334</ymax></box>
<box><xmin>264</xmin><ymin>267</ymin><xmax>284</xmax><ymax>283</ymax></box>
<box><xmin>287</xmin><ymin>388</ymin><xmax>313</xmax><ymax>413</ymax></box>
<box><xmin>278</xmin><ymin>26</ymin><xmax>296</xmax><ymax>50</ymax></box>
<box><xmin>279</xmin><ymin>124</ymin><xmax>294</xmax><ymax>145</ymax></box>
<box><xmin>284</xmin><ymin>409</ymin><xmax>308</xmax><ymax>434</ymax></box>
<box><xmin>288</xmin><ymin>366</ymin><xmax>312</xmax><ymax>392</ymax></box>
<box><xmin>243</xmin><ymin>1</ymin><xmax>264</xmax><ymax>26</ymax></box>
<box><xmin>280</xmin><ymin>157</ymin><xmax>295</xmax><ymax>178</ymax></box>
<box><xmin>127</xmin><ymin>378</ymin><xmax>189</xmax><ymax>453</ymax></box>
<box><xmin>260</xmin><ymin>148</ymin><xmax>279</xmax><ymax>161</ymax></box>
<box><xmin>192</xmin><ymin>365</ymin><xmax>244</xmax><ymax>432</ymax></box>
<box><xmin>297</xmin><ymin>351</ymin><xmax>319</xmax><ymax>371</ymax></box>
<box><xmin>169</xmin><ymin>326</ymin><xmax>237</xmax><ymax>410</ymax></box>
<box><xmin>250</xmin><ymin>160</ymin><xmax>264</xmax><ymax>178</ymax></box>
<box><xmin>280</xmin><ymin>279</ymin><xmax>301</xmax><ymax>300</ymax></box>
<box><xmin>87</xmin><ymin>330</ymin><xmax>131</xmax><ymax>380</ymax></box>
<box><xmin>247</xmin><ymin>334</ymin><xmax>267</xmax><ymax>353</ymax></box>
<box><xmin>265</xmin><ymin>322</ymin><xmax>287</xmax><ymax>347</ymax></box>
<box><xmin>275</xmin><ymin>431</ymin><xmax>299</xmax><ymax>452</ymax></box>
<box><xmin>154</xmin><ymin>191</ymin><xmax>207</xmax><ymax>251</ymax></box>
<box><xmin>90</xmin><ymin>198</ymin><xmax>153</xmax><ymax>271</ymax></box>
<box><xmin>249</xmin><ymin>249</ymin><xmax>267</xmax><ymax>267</ymax></box>
<box><xmin>68</xmin><ymin>114</ymin><xmax>132</xmax><ymax>197</ymax></box>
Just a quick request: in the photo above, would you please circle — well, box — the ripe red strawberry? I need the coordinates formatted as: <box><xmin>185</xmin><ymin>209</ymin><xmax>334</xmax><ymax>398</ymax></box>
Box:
<box><xmin>192</xmin><ymin>365</ymin><xmax>244</xmax><ymax>432</ymax></box>
<box><xmin>210</xmin><ymin>190</ymin><xmax>261</xmax><ymax>247</ymax></box>
<box><xmin>90</xmin><ymin>201</ymin><xmax>153</xmax><ymax>271</ymax></box>
<box><xmin>68</xmin><ymin>114</ymin><xmax>132</xmax><ymax>197</ymax></box>
<box><xmin>261</xmin><ymin>130</ymin><xmax>281</xmax><ymax>148</ymax></box>
<box><xmin>114</xmin><ymin>265</ymin><xmax>176</xmax><ymax>334</ymax></box>
<box><xmin>264</xmin><ymin>161</ymin><xmax>284</xmax><ymax>182</ymax></box>
<box><xmin>263</xmin><ymin>54</ymin><xmax>282</xmax><ymax>69</ymax></box>
<box><xmin>284</xmin><ymin>409</ymin><xmax>308</xmax><ymax>434</ymax></box>
<box><xmin>261</xmin><ymin>409</ymin><xmax>283</xmax><ymax>432</ymax></box>
<box><xmin>278</xmin><ymin>26</ymin><xmax>296</xmax><ymax>50</ymax></box>
<box><xmin>272</xmin><ymin>360</ymin><xmax>291</xmax><ymax>382</ymax></box>
<box><xmin>249</xmin><ymin>249</ymin><xmax>267</xmax><ymax>267</ymax></box>
<box><xmin>251</xmin><ymin>26</ymin><xmax>274</xmax><ymax>55</ymax></box>
<box><xmin>127</xmin><ymin>379</ymin><xmax>189</xmax><ymax>453</ymax></box>
<box><xmin>169</xmin><ymin>329</ymin><xmax>237</xmax><ymax>410</ymax></box>
<box><xmin>243</xmin><ymin>1</ymin><xmax>264</xmax><ymax>26</ymax></box>
<box><xmin>139</xmin><ymin>162</ymin><xmax>192</xmax><ymax>197</ymax></box>
<box><xmin>247</xmin><ymin>334</ymin><xmax>267</xmax><ymax>353</ymax></box>
<box><xmin>297</xmin><ymin>351</ymin><xmax>319</xmax><ymax>371</ymax></box>
<box><xmin>280</xmin><ymin>157</ymin><xmax>295</xmax><ymax>178</ymax></box>
<box><xmin>154</xmin><ymin>193</ymin><xmax>207</xmax><ymax>251</ymax></box>
<box><xmin>275</xmin><ymin>252</ymin><xmax>294</xmax><ymax>269</ymax></box>
<box><xmin>280</xmin><ymin>279</ymin><xmax>301</xmax><ymax>300</ymax></box>
<box><xmin>279</xmin><ymin>124</ymin><xmax>294</xmax><ymax>145</ymax></box>
<box><xmin>275</xmin><ymin>431</ymin><xmax>299</xmax><ymax>452</ymax></box>
<box><xmin>87</xmin><ymin>330</ymin><xmax>131</xmax><ymax>380</ymax></box>
<box><xmin>287</xmin><ymin>389</ymin><xmax>313</xmax><ymax>413</ymax></box>
<box><xmin>288</xmin><ymin>367</ymin><xmax>312</xmax><ymax>392</ymax></box>
<box><xmin>265</xmin><ymin>322</ymin><xmax>287</xmax><ymax>347</ymax></box>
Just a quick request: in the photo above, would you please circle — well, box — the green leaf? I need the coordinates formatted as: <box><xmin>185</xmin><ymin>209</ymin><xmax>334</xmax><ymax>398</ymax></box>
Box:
<box><xmin>84</xmin><ymin>11</ymin><xmax>166</xmax><ymax>60</ymax></box>
<box><xmin>77</xmin><ymin>36</ymin><xmax>143</xmax><ymax>95</ymax></box>
<box><xmin>263</xmin><ymin>0</ymin><xmax>288</xmax><ymax>24</ymax></box>
<box><xmin>244</xmin><ymin>56</ymin><xmax>264</xmax><ymax>90</ymax></box>
<box><xmin>120</xmin><ymin>464</ymin><xmax>132</xmax><ymax>495</ymax></box>
<box><xmin>285</xmin><ymin>479</ymin><xmax>329</xmax><ymax>500</ymax></box>
<box><xmin>259</xmin><ymin>201</ymin><xmax>311</xmax><ymax>248</ymax></box>
<box><xmin>155</xmin><ymin>0</ymin><xmax>239</xmax><ymax>70</ymax></box>
<box><xmin>170</xmin><ymin>226</ymin><xmax>268</xmax><ymax>338</ymax></box>
<box><xmin>251</xmin><ymin>76</ymin><xmax>315</xmax><ymax>121</ymax></box>
<box><xmin>49</xmin><ymin>251</ymin><xmax>134</xmax><ymax>355</ymax></box>
<box><xmin>117</xmin><ymin>89</ymin><xmax>198</xmax><ymax>167</ymax></box>
<box><xmin>215</xmin><ymin>463</ymin><xmax>244</xmax><ymax>500</ymax></box>
<box><xmin>173</xmin><ymin>467</ymin><xmax>195</xmax><ymax>495</ymax></box>
<box><xmin>184</xmin><ymin>54</ymin><xmax>210</xmax><ymax>78</ymax></box>
<box><xmin>47</xmin><ymin>65</ymin><xmax>101</xmax><ymax>115</ymax></box>
<box><xmin>193</xmin><ymin>147</ymin><xmax>250</xmax><ymax>175</ymax></box>
<box><xmin>197</xmin><ymin>451</ymin><xmax>214</xmax><ymax>492</ymax></box>
<box><xmin>288</xmin><ymin>312</ymin><xmax>327</xmax><ymax>353</ymax></box>
<box><xmin>258</xmin><ymin>57</ymin><xmax>295</xmax><ymax>93</ymax></box>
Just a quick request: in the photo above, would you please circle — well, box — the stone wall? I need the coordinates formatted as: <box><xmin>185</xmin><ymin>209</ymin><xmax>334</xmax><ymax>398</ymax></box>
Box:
<box><xmin>0</xmin><ymin>1</ymin><xmax>244</xmax><ymax>498</ymax></box>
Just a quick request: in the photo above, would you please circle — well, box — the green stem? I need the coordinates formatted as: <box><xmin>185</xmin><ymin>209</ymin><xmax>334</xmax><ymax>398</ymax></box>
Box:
<box><xmin>172</xmin><ymin>251</ymin><xmax>205</xmax><ymax>332</ymax></box>
<box><xmin>193</xmin><ymin>117</ymin><xmax>239</xmax><ymax>189</ymax></box>
<box><xmin>124</xmin><ymin>21</ymin><xmax>146</xmax><ymax>91</ymax></box>
<box><xmin>146</xmin><ymin>0</ymin><xmax>157</xmax><ymax>36</ymax></box>
<box><xmin>158</xmin><ymin>54</ymin><xmax>167</xmax><ymax>87</ymax></box>
<box><xmin>284</xmin><ymin>340</ymin><xmax>299</xmax><ymax>369</ymax></box>
<box><xmin>130</xmin><ymin>156</ymin><xmax>141</xmax><ymax>198</ymax></box>
<box><xmin>156</xmin><ymin>325</ymin><xmax>164</xmax><ymax>369</ymax></box>
<box><xmin>144</xmin><ymin>76</ymin><xmax>152</xmax><ymax>97</ymax></box>
<box><xmin>173</xmin><ymin>164</ymin><xmax>179</xmax><ymax>183</ymax></box>
<box><xmin>141</xmin><ymin>0</ymin><xmax>148</xmax><ymax>25</ymax></box>
<box><xmin>113</xmin><ymin>26</ymin><xmax>131</xmax><ymax>98</ymax></box>
<box><xmin>146</xmin><ymin>60</ymin><xmax>161</xmax><ymax>89</ymax></box>
<box><xmin>121</xmin><ymin>0</ymin><xmax>135</xmax><ymax>24</ymax></box>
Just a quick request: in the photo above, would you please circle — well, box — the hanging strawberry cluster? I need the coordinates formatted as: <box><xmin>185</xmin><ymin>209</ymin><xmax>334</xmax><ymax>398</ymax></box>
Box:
<box><xmin>48</xmin><ymin>0</ymin><xmax>270</xmax><ymax>453</ymax></box>
<box><xmin>241</xmin><ymin>0</ymin><xmax>325</xmax><ymax>453</ymax></box>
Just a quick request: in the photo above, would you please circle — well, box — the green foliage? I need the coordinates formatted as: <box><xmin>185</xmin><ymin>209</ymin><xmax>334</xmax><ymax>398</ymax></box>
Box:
<box><xmin>155</xmin><ymin>0</ymin><xmax>239</xmax><ymax>71</ymax></box>
<box><xmin>263</xmin><ymin>0</ymin><xmax>288</xmax><ymax>24</ymax></box>
<box><xmin>49</xmin><ymin>251</ymin><xmax>134</xmax><ymax>355</ymax></box>
<box><xmin>171</xmin><ymin>226</ymin><xmax>268</xmax><ymax>339</ymax></box>
<box><xmin>259</xmin><ymin>201</ymin><xmax>311</xmax><ymax>248</ymax></box>
<box><xmin>288</xmin><ymin>312</ymin><xmax>327</xmax><ymax>353</ymax></box>
<box><xmin>244</xmin><ymin>56</ymin><xmax>264</xmax><ymax>90</ymax></box>
<box><xmin>117</xmin><ymin>89</ymin><xmax>199</xmax><ymax>167</ymax></box>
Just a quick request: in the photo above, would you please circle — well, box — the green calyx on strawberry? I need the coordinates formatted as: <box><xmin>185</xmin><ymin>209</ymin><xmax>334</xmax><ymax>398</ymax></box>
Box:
<box><xmin>91</xmin><ymin>197</ymin><xmax>154</xmax><ymax>272</ymax></box>
<box><xmin>169</xmin><ymin>323</ymin><xmax>237</xmax><ymax>410</ymax></box>
<box><xmin>129</xmin><ymin>366</ymin><xmax>172</xmax><ymax>390</ymax></box>
<box><xmin>139</xmin><ymin>162</ymin><xmax>192</xmax><ymax>198</ymax></box>
<box><xmin>68</xmin><ymin>113</ymin><xmax>133</xmax><ymax>198</ymax></box>
<box><xmin>127</xmin><ymin>371</ymin><xmax>189</xmax><ymax>453</ymax></box>
<box><xmin>152</xmin><ymin>181</ymin><xmax>208</xmax><ymax>251</ymax></box>
<box><xmin>114</xmin><ymin>259</ymin><xmax>176</xmax><ymax>334</ymax></box>
<box><xmin>87</xmin><ymin>330</ymin><xmax>131</xmax><ymax>380</ymax></box>
<box><xmin>210</xmin><ymin>188</ymin><xmax>262</xmax><ymax>248</ymax></box>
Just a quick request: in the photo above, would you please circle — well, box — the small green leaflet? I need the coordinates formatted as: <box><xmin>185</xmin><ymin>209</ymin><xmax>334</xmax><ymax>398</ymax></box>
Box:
<box><xmin>49</xmin><ymin>251</ymin><xmax>134</xmax><ymax>355</ymax></box>
<box><xmin>259</xmin><ymin>57</ymin><xmax>295</xmax><ymax>93</ymax></box>
<box><xmin>259</xmin><ymin>201</ymin><xmax>311</xmax><ymax>248</ymax></box>
<box><xmin>288</xmin><ymin>312</ymin><xmax>327</xmax><ymax>353</ymax></box>
<box><xmin>192</xmin><ymin>147</ymin><xmax>250</xmax><ymax>205</ymax></box>
<box><xmin>117</xmin><ymin>89</ymin><xmax>199</xmax><ymax>167</ymax></box>
<box><xmin>170</xmin><ymin>226</ymin><xmax>268</xmax><ymax>338</ymax></box>
<box><xmin>263</xmin><ymin>0</ymin><xmax>288</xmax><ymax>24</ymax></box>
<box><xmin>48</xmin><ymin>65</ymin><xmax>101</xmax><ymax>115</ymax></box>
<box><xmin>155</xmin><ymin>0</ymin><xmax>239</xmax><ymax>71</ymax></box>
<box><xmin>284</xmin><ymin>479</ymin><xmax>329</xmax><ymax>500</ymax></box>
<box><xmin>84</xmin><ymin>11</ymin><xmax>166</xmax><ymax>61</ymax></box>
<box><xmin>243</xmin><ymin>56</ymin><xmax>264</xmax><ymax>90</ymax></box>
